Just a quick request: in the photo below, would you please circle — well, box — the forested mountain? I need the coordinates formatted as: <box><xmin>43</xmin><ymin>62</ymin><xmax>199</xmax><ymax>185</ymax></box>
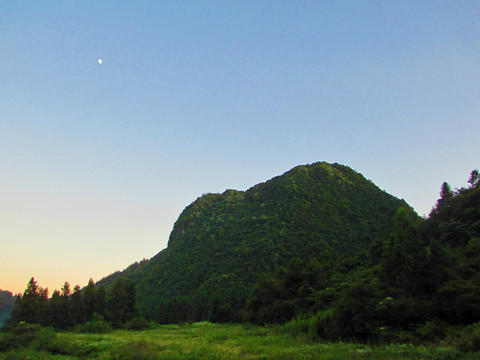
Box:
<box><xmin>98</xmin><ymin>162</ymin><xmax>413</xmax><ymax>322</ymax></box>
<box><xmin>6</xmin><ymin>163</ymin><xmax>479</xmax><ymax>344</ymax></box>
<box><xmin>243</xmin><ymin>169</ymin><xmax>480</xmax><ymax>341</ymax></box>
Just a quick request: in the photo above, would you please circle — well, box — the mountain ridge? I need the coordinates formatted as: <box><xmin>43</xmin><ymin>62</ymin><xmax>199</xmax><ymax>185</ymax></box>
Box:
<box><xmin>97</xmin><ymin>161</ymin><xmax>415</xmax><ymax>321</ymax></box>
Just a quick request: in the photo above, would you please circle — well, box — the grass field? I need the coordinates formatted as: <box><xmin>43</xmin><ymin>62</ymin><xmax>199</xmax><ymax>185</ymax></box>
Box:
<box><xmin>1</xmin><ymin>322</ymin><xmax>478</xmax><ymax>359</ymax></box>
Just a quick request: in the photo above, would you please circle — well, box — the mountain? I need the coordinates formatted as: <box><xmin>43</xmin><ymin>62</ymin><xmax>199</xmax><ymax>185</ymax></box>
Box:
<box><xmin>242</xmin><ymin>169</ymin><xmax>480</xmax><ymax>340</ymax></box>
<box><xmin>98</xmin><ymin>162</ymin><xmax>414</xmax><ymax>322</ymax></box>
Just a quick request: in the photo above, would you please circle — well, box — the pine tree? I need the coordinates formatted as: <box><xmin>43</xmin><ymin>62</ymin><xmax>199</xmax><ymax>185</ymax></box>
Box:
<box><xmin>106</xmin><ymin>279</ymin><xmax>127</xmax><ymax>327</ymax></box>
<box><xmin>468</xmin><ymin>169</ymin><xmax>479</xmax><ymax>188</ymax></box>
<box><xmin>70</xmin><ymin>285</ymin><xmax>84</xmax><ymax>325</ymax></box>
<box><xmin>125</xmin><ymin>281</ymin><xmax>138</xmax><ymax>321</ymax></box>
<box><xmin>59</xmin><ymin>281</ymin><xmax>71</xmax><ymax>328</ymax></box>
<box><xmin>83</xmin><ymin>278</ymin><xmax>96</xmax><ymax>320</ymax></box>
<box><xmin>379</xmin><ymin>207</ymin><xmax>424</xmax><ymax>296</ymax></box>
<box><xmin>49</xmin><ymin>290</ymin><xmax>62</xmax><ymax>328</ymax></box>
<box><xmin>94</xmin><ymin>285</ymin><xmax>107</xmax><ymax>318</ymax></box>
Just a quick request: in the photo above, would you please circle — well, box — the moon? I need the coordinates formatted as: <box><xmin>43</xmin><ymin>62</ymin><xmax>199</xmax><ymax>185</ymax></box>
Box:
<box><xmin>98</xmin><ymin>58</ymin><xmax>103</xmax><ymax>64</ymax></box>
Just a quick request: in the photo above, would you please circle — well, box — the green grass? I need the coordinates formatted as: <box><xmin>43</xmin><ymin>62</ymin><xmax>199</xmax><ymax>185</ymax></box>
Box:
<box><xmin>1</xmin><ymin>322</ymin><xmax>479</xmax><ymax>359</ymax></box>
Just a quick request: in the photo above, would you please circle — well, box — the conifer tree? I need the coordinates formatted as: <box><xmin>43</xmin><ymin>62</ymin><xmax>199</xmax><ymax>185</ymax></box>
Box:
<box><xmin>70</xmin><ymin>285</ymin><xmax>84</xmax><ymax>324</ymax></box>
<box><xmin>83</xmin><ymin>278</ymin><xmax>96</xmax><ymax>320</ymax></box>
<box><xmin>49</xmin><ymin>290</ymin><xmax>62</xmax><ymax>328</ymax></box>
<box><xmin>59</xmin><ymin>281</ymin><xmax>71</xmax><ymax>328</ymax></box>
<box><xmin>125</xmin><ymin>281</ymin><xmax>138</xmax><ymax>321</ymax></box>
<box><xmin>107</xmin><ymin>278</ymin><xmax>127</xmax><ymax>327</ymax></box>
<box><xmin>468</xmin><ymin>169</ymin><xmax>479</xmax><ymax>188</ymax></box>
<box><xmin>94</xmin><ymin>285</ymin><xmax>107</xmax><ymax>318</ymax></box>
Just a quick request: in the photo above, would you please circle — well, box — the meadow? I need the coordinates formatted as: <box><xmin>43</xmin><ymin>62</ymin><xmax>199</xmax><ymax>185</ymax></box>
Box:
<box><xmin>1</xmin><ymin>322</ymin><xmax>478</xmax><ymax>360</ymax></box>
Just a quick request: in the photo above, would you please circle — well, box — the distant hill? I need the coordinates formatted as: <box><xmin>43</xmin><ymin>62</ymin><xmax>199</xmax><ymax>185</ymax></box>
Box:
<box><xmin>0</xmin><ymin>290</ymin><xmax>15</xmax><ymax>327</ymax></box>
<box><xmin>98</xmin><ymin>162</ymin><xmax>414</xmax><ymax>322</ymax></box>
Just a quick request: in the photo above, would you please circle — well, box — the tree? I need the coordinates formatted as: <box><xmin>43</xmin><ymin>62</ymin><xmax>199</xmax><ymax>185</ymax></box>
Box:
<box><xmin>8</xmin><ymin>278</ymin><xmax>50</xmax><ymax>325</ymax></box>
<box><xmin>106</xmin><ymin>279</ymin><xmax>137</xmax><ymax>327</ymax></box>
<box><xmin>48</xmin><ymin>290</ymin><xmax>62</xmax><ymax>328</ymax></box>
<box><xmin>94</xmin><ymin>285</ymin><xmax>107</xmax><ymax>318</ymax></box>
<box><xmin>124</xmin><ymin>281</ymin><xmax>138</xmax><ymax>321</ymax></box>
<box><xmin>329</xmin><ymin>281</ymin><xmax>379</xmax><ymax>341</ymax></box>
<box><xmin>430</xmin><ymin>182</ymin><xmax>455</xmax><ymax>221</ymax></box>
<box><xmin>83</xmin><ymin>278</ymin><xmax>96</xmax><ymax>320</ymax></box>
<box><xmin>468</xmin><ymin>169</ymin><xmax>479</xmax><ymax>188</ymax></box>
<box><xmin>468</xmin><ymin>169</ymin><xmax>480</xmax><ymax>188</ymax></box>
<box><xmin>378</xmin><ymin>207</ymin><xmax>424</xmax><ymax>296</ymax></box>
<box><xmin>61</xmin><ymin>282</ymin><xmax>71</xmax><ymax>297</ymax></box>
<box><xmin>58</xmin><ymin>281</ymin><xmax>71</xmax><ymax>328</ymax></box>
<box><xmin>243</xmin><ymin>273</ymin><xmax>292</xmax><ymax>324</ymax></box>
<box><xmin>21</xmin><ymin>278</ymin><xmax>41</xmax><ymax>324</ymax></box>
<box><xmin>38</xmin><ymin>286</ymin><xmax>49</xmax><ymax>326</ymax></box>
<box><xmin>70</xmin><ymin>285</ymin><xmax>84</xmax><ymax>324</ymax></box>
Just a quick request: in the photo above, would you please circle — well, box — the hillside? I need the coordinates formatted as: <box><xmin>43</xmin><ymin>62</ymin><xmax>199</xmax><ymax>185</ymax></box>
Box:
<box><xmin>241</xmin><ymin>169</ymin><xmax>480</xmax><ymax>340</ymax></box>
<box><xmin>99</xmin><ymin>162</ymin><xmax>413</xmax><ymax>322</ymax></box>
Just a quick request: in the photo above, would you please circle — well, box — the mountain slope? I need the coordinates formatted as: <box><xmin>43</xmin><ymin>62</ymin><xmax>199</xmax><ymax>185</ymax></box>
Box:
<box><xmin>99</xmin><ymin>162</ymin><xmax>415</xmax><ymax>321</ymax></box>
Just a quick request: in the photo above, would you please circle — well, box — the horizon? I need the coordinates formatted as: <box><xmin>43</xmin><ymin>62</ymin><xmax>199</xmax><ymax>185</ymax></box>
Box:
<box><xmin>2</xmin><ymin>1</ymin><xmax>479</xmax><ymax>295</ymax></box>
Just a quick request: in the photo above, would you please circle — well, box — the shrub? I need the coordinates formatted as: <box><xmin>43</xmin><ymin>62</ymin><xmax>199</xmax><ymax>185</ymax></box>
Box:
<box><xmin>0</xmin><ymin>322</ymin><xmax>42</xmax><ymax>350</ymax></box>
<box><xmin>455</xmin><ymin>322</ymin><xmax>480</xmax><ymax>352</ymax></box>
<box><xmin>312</xmin><ymin>308</ymin><xmax>334</xmax><ymax>339</ymax></box>
<box><xmin>110</xmin><ymin>340</ymin><xmax>163</xmax><ymax>360</ymax></box>
<box><xmin>283</xmin><ymin>316</ymin><xmax>310</xmax><ymax>337</ymax></box>
<box><xmin>77</xmin><ymin>313</ymin><xmax>111</xmax><ymax>333</ymax></box>
<box><xmin>0</xmin><ymin>322</ymin><xmax>59</xmax><ymax>354</ymax></box>
<box><xmin>414</xmin><ymin>320</ymin><xmax>447</xmax><ymax>342</ymax></box>
<box><xmin>124</xmin><ymin>316</ymin><xmax>151</xmax><ymax>331</ymax></box>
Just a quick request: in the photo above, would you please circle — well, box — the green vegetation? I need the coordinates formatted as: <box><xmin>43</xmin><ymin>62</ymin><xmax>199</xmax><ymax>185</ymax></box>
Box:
<box><xmin>99</xmin><ymin>162</ymin><xmax>412</xmax><ymax>323</ymax></box>
<box><xmin>2</xmin><ymin>162</ymin><xmax>479</xmax><ymax>355</ymax></box>
<box><xmin>1</xmin><ymin>322</ymin><xmax>479</xmax><ymax>359</ymax></box>
<box><xmin>244</xmin><ymin>169</ymin><xmax>480</xmax><ymax>341</ymax></box>
<box><xmin>6</xmin><ymin>277</ymin><xmax>139</xmax><ymax>331</ymax></box>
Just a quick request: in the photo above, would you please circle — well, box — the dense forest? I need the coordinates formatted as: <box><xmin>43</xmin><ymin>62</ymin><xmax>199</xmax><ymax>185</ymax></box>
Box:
<box><xmin>96</xmin><ymin>162</ymin><xmax>412</xmax><ymax>323</ymax></box>
<box><xmin>3</xmin><ymin>163</ymin><xmax>480</xmax><ymax>344</ymax></box>
<box><xmin>243</xmin><ymin>168</ymin><xmax>480</xmax><ymax>342</ymax></box>
<box><xmin>5</xmin><ymin>278</ymin><xmax>145</xmax><ymax>332</ymax></box>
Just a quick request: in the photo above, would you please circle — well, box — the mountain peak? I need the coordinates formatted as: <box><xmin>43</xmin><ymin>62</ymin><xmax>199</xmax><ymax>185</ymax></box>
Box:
<box><xmin>99</xmin><ymin>162</ymin><xmax>413</xmax><ymax>322</ymax></box>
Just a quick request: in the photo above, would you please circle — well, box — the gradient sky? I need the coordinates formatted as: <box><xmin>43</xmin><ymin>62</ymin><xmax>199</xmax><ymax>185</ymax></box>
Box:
<box><xmin>1</xmin><ymin>1</ymin><xmax>479</xmax><ymax>295</ymax></box>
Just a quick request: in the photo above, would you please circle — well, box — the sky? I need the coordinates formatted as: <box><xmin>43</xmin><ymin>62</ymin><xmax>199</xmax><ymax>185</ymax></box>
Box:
<box><xmin>1</xmin><ymin>1</ymin><xmax>479</xmax><ymax>295</ymax></box>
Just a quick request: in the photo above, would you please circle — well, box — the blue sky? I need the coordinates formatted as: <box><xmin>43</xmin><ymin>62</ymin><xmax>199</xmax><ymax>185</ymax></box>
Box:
<box><xmin>1</xmin><ymin>1</ymin><xmax>479</xmax><ymax>294</ymax></box>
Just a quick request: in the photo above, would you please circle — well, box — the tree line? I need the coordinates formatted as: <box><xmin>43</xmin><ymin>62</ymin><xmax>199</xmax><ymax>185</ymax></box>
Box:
<box><xmin>7</xmin><ymin>277</ymin><xmax>139</xmax><ymax>330</ymax></box>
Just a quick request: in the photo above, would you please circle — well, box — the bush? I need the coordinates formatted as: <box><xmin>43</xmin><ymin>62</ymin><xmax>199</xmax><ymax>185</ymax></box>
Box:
<box><xmin>312</xmin><ymin>308</ymin><xmax>335</xmax><ymax>339</ymax></box>
<box><xmin>0</xmin><ymin>322</ymin><xmax>42</xmax><ymax>350</ymax></box>
<box><xmin>0</xmin><ymin>322</ymin><xmax>58</xmax><ymax>353</ymax></box>
<box><xmin>32</xmin><ymin>327</ymin><xmax>56</xmax><ymax>350</ymax></box>
<box><xmin>284</xmin><ymin>311</ymin><xmax>335</xmax><ymax>342</ymax></box>
<box><xmin>109</xmin><ymin>340</ymin><xmax>164</xmax><ymax>360</ymax></box>
<box><xmin>77</xmin><ymin>313</ymin><xmax>111</xmax><ymax>333</ymax></box>
<box><xmin>414</xmin><ymin>320</ymin><xmax>447</xmax><ymax>342</ymax></box>
<box><xmin>0</xmin><ymin>348</ymin><xmax>51</xmax><ymax>360</ymax></box>
<box><xmin>283</xmin><ymin>316</ymin><xmax>310</xmax><ymax>337</ymax></box>
<box><xmin>124</xmin><ymin>316</ymin><xmax>151</xmax><ymax>331</ymax></box>
<box><xmin>455</xmin><ymin>322</ymin><xmax>480</xmax><ymax>352</ymax></box>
